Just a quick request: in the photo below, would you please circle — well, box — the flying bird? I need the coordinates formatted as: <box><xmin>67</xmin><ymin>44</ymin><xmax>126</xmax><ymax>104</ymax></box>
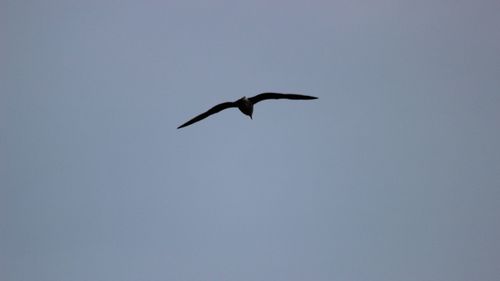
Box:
<box><xmin>177</xmin><ymin>92</ymin><xmax>317</xmax><ymax>129</ymax></box>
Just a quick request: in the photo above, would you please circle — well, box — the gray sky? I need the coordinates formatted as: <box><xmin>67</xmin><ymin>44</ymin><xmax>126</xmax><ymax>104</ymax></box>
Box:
<box><xmin>2</xmin><ymin>1</ymin><xmax>500</xmax><ymax>280</ymax></box>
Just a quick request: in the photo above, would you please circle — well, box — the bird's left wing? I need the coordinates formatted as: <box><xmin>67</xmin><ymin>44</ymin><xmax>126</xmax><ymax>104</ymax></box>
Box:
<box><xmin>177</xmin><ymin>101</ymin><xmax>236</xmax><ymax>129</ymax></box>
<box><xmin>249</xmin><ymin>93</ymin><xmax>318</xmax><ymax>104</ymax></box>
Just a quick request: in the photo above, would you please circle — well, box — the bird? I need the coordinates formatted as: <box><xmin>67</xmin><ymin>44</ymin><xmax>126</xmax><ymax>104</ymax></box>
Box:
<box><xmin>177</xmin><ymin>92</ymin><xmax>317</xmax><ymax>129</ymax></box>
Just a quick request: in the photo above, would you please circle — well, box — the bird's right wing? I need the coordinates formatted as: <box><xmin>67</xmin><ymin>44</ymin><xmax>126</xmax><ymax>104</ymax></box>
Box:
<box><xmin>177</xmin><ymin>102</ymin><xmax>236</xmax><ymax>129</ymax></box>
<box><xmin>249</xmin><ymin>93</ymin><xmax>318</xmax><ymax>104</ymax></box>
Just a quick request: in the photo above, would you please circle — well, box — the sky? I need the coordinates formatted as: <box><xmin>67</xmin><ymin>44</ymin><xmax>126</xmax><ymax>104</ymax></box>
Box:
<box><xmin>2</xmin><ymin>0</ymin><xmax>500</xmax><ymax>280</ymax></box>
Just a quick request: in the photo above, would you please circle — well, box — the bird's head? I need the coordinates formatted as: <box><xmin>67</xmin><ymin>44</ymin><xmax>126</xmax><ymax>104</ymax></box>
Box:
<box><xmin>243</xmin><ymin>108</ymin><xmax>253</xmax><ymax>119</ymax></box>
<box><xmin>247</xmin><ymin>105</ymin><xmax>253</xmax><ymax>119</ymax></box>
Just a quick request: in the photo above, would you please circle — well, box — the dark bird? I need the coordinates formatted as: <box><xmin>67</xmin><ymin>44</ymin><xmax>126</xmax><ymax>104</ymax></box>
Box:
<box><xmin>177</xmin><ymin>92</ymin><xmax>317</xmax><ymax>129</ymax></box>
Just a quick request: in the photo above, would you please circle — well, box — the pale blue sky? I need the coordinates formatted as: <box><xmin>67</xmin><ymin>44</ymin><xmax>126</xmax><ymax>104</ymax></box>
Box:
<box><xmin>2</xmin><ymin>1</ymin><xmax>500</xmax><ymax>280</ymax></box>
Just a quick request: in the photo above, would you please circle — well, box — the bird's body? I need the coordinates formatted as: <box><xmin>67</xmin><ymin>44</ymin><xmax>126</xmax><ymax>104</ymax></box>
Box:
<box><xmin>177</xmin><ymin>93</ymin><xmax>317</xmax><ymax>129</ymax></box>
<box><xmin>236</xmin><ymin>96</ymin><xmax>253</xmax><ymax>118</ymax></box>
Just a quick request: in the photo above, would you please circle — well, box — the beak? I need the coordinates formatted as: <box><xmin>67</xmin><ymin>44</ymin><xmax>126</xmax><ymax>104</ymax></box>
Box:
<box><xmin>250</xmin><ymin>115</ymin><xmax>253</xmax><ymax>120</ymax></box>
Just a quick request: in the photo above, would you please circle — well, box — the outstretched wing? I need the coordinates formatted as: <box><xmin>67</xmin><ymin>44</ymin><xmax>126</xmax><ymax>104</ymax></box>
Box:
<box><xmin>177</xmin><ymin>102</ymin><xmax>236</xmax><ymax>129</ymax></box>
<box><xmin>249</xmin><ymin>93</ymin><xmax>318</xmax><ymax>104</ymax></box>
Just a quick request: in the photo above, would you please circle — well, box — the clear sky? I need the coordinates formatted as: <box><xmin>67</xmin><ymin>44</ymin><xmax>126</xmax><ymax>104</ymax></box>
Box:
<box><xmin>2</xmin><ymin>1</ymin><xmax>500</xmax><ymax>280</ymax></box>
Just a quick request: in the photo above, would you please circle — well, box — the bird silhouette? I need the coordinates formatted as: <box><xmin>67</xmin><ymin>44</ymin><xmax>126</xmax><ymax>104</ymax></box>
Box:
<box><xmin>177</xmin><ymin>92</ymin><xmax>317</xmax><ymax>129</ymax></box>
